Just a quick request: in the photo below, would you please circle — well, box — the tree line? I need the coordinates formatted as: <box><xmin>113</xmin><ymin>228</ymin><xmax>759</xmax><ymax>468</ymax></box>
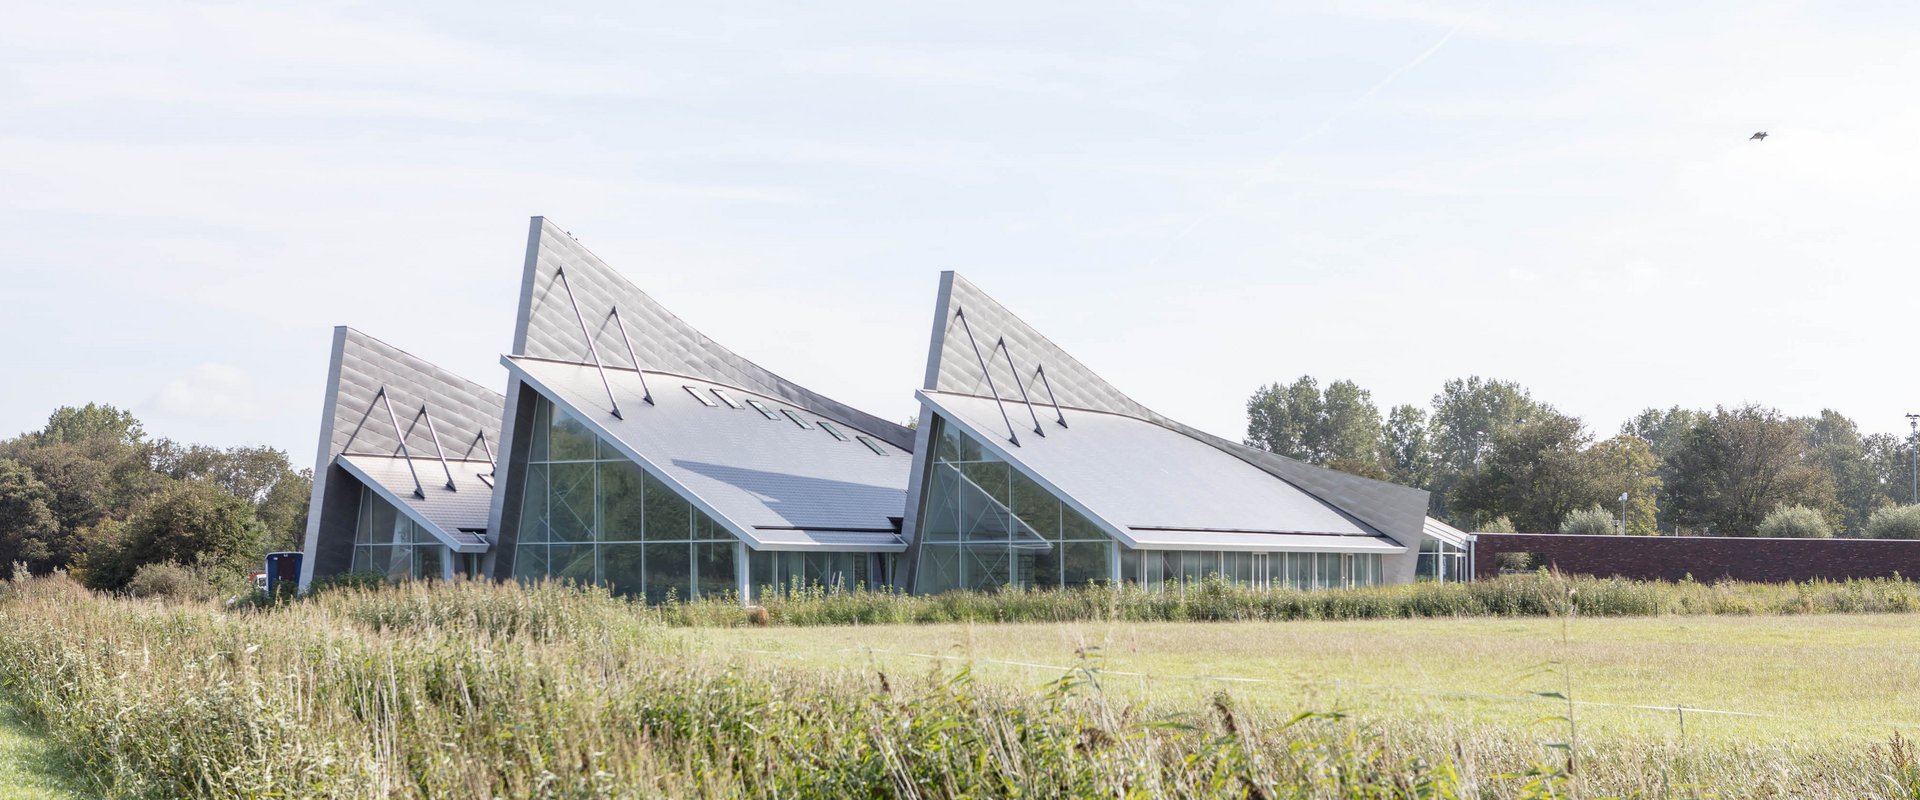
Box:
<box><xmin>0</xmin><ymin>403</ymin><xmax>310</xmax><ymax>590</ymax></box>
<box><xmin>1245</xmin><ymin>376</ymin><xmax>1920</xmax><ymax>538</ymax></box>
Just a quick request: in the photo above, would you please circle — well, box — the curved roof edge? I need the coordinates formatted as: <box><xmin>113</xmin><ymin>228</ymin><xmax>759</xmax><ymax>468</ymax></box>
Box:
<box><xmin>512</xmin><ymin>217</ymin><xmax>914</xmax><ymax>451</ymax></box>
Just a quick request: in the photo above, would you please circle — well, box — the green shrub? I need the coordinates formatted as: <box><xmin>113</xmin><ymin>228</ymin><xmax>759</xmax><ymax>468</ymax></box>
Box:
<box><xmin>1559</xmin><ymin>505</ymin><xmax>1616</xmax><ymax>535</ymax></box>
<box><xmin>1757</xmin><ymin>505</ymin><xmax>1834</xmax><ymax>538</ymax></box>
<box><xmin>1867</xmin><ymin>504</ymin><xmax>1920</xmax><ymax>539</ymax></box>
<box><xmin>1480</xmin><ymin>515</ymin><xmax>1518</xmax><ymax>533</ymax></box>
<box><xmin>124</xmin><ymin>561</ymin><xmax>233</xmax><ymax>601</ymax></box>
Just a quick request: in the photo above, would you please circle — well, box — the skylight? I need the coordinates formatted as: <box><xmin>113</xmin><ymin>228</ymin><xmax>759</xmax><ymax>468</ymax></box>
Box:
<box><xmin>817</xmin><ymin>420</ymin><xmax>851</xmax><ymax>441</ymax></box>
<box><xmin>780</xmin><ymin>409</ymin><xmax>814</xmax><ymax>429</ymax></box>
<box><xmin>684</xmin><ymin>386</ymin><xmax>718</xmax><ymax>407</ymax></box>
<box><xmin>856</xmin><ymin>436</ymin><xmax>889</xmax><ymax>456</ymax></box>
<box><xmin>745</xmin><ymin>398</ymin><xmax>779</xmax><ymax>420</ymax></box>
<box><xmin>710</xmin><ymin>388</ymin><xmax>743</xmax><ymax>409</ymax></box>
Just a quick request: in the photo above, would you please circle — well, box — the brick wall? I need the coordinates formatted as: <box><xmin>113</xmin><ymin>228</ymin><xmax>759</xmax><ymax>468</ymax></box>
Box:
<box><xmin>1471</xmin><ymin>533</ymin><xmax>1920</xmax><ymax>582</ymax></box>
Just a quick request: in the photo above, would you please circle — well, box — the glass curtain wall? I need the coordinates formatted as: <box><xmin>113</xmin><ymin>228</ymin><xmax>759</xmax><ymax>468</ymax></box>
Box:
<box><xmin>350</xmin><ymin>485</ymin><xmax>446</xmax><ymax>580</ymax></box>
<box><xmin>513</xmin><ymin>396</ymin><xmax>739</xmax><ymax>603</ymax></box>
<box><xmin>914</xmin><ymin>416</ymin><xmax>1115</xmax><ymax>594</ymax></box>
<box><xmin>746</xmin><ymin>551</ymin><xmax>877</xmax><ymax>600</ymax></box>
<box><xmin>1116</xmin><ymin>548</ymin><xmax>1383</xmax><ymax>590</ymax></box>
<box><xmin>1416</xmin><ymin>538</ymin><xmax>1469</xmax><ymax>582</ymax></box>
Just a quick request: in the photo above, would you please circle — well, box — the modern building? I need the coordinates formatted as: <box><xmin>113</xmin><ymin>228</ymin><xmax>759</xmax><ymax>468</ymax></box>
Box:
<box><xmin>299</xmin><ymin>328</ymin><xmax>503</xmax><ymax>588</ymax></box>
<box><xmin>302</xmin><ymin>218</ymin><xmax>1470</xmax><ymax>598</ymax></box>
<box><xmin>898</xmin><ymin>272</ymin><xmax>1435</xmax><ymax>593</ymax></box>
<box><xmin>480</xmin><ymin>219</ymin><xmax>915</xmax><ymax>602</ymax></box>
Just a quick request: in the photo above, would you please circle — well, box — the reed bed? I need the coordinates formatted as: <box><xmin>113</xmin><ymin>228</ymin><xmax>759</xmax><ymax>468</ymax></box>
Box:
<box><xmin>2</xmin><ymin>575</ymin><xmax>1919</xmax><ymax>798</ymax></box>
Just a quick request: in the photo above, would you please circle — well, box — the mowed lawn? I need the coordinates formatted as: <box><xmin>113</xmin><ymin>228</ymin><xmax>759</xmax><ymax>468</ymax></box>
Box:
<box><xmin>682</xmin><ymin>613</ymin><xmax>1920</xmax><ymax>744</ymax></box>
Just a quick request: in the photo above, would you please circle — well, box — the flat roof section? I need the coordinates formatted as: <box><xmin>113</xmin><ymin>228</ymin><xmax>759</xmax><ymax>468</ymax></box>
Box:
<box><xmin>507</xmin><ymin>356</ymin><xmax>911</xmax><ymax>552</ymax></box>
<box><xmin>920</xmin><ymin>389</ymin><xmax>1403</xmax><ymax>553</ymax></box>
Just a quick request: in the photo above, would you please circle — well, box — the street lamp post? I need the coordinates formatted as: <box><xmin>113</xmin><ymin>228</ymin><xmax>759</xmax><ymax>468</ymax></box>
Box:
<box><xmin>1619</xmin><ymin>492</ymin><xmax>1628</xmax><ymax>535</ymax></box>
<box><xmin>1908</xmin><ymin>414</ymin><xmax>1920</xmax><ymax>504</ymax></box>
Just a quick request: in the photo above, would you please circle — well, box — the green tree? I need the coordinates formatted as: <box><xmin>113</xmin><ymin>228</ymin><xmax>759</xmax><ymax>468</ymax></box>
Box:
<box><xmin>1450</xmin><ymin>413</ymin><xmax>1590</xmax><ymax>533</ymax></box>
<box><xmin>1559</xmin><ymin>505</ymin><xmax>1617</xmax><ymax>535</ymax></box>
<box><xmin>1427</xmin><ymin>377</ymin><xmax>1553</xmax><ymax>522</ymax></box>
<box><xmin>1665</xmin><ymin>405</ymin><xmax>1837</xmax><ymax>535</ymax></box>
<box><xmin>35</xmin><ymin>403</ymin><xmax>145</xmax><ymax>447</ymax></box>
<box><xmin>150</xmin><ymin>441</ymin><xmax>312</xmax><ymax>550</ymax></box>
<box><xmin>1384</xmin><ymin>404</ymin><xmax>1432</xmax><ymax>486</ymax></box>
<box><xmin>1621</xmin><ymin>406</ymin><xmax>1707</xmax><ymax>462</ymax></box>
<box><xmin>84</xmin><ymin>480</ymin><xmax>268</xmax><ymax>591</ymax></box>
<box><xmin>1865</xmin><ymin>504</ymin><xmax>1920</xmax><ymax>540</ymax></box>
<box><xmin>1800</xmin><ymin>410</ymin><xmax>1889</xmax><ymax>535</ymax></box>
<box><xmin>0</xmin><ymin>458</ymin><xmax>69</xmax><ymax>573</ymax></box>
<box><xmin>1245</xmin><ymin>376</ymin><xmax>1387</xmax><ymax>478</ymax></box>
<box><xmin>1755</xmin><ymin>505</ymin><xmax>1834</xmax><ymax>538</ymax></box>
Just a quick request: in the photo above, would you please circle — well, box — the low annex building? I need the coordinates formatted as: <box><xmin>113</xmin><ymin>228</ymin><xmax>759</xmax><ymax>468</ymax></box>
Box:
<box><xmin>301</xmin><ymin>218</ymin><xmax>1468</xmax><ymax>599</ymax></box>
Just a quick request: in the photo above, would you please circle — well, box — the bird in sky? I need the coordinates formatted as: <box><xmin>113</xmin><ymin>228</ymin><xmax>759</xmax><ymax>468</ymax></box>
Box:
<box><xmin>1750</xmin><ymin>131</ymin><xmax>1768</xmax><ymax>140</ymax></box>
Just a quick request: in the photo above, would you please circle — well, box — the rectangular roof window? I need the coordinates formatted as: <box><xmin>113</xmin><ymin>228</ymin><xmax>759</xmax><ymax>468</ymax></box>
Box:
<box><xmin>779</xmin><ymin>409</ymin><xmax>814</xmax><ymax>429</ymax></box>
<box><xmin>710</xmin><ymin>388</ymin><xmax>743</xmax><ymax>409</ymax></box>
<box><xmin>684</xmin><ymin>386</ymin><xmax>718</xmax><ymax>407</ymax></box>
<box><xmin>856</xmin><ymin>435</ymin><xmax>889</xmax><ymax>456</ymax></box>
<box><xmin>745</xmin><ymin>398</ymin><xmax>779</xmax><ymax>420</ymax></box>
<box><xmin>817</xmin><ymin>420</ymin><xmax>851</xmax><ymax>441</ymax></box>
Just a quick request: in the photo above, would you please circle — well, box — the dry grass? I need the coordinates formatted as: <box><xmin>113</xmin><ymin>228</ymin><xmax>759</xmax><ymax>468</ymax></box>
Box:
<box><xmin>3</xmin><ymin>575</ymin><xmax>1920</xmax><ymax>798</ymax></box>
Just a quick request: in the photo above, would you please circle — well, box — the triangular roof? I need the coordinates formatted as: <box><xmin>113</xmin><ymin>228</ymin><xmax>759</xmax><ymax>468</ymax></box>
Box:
<box><xmin>914</xmin><ymin>271</ymin><xmax>1430</xmax><ymax>548</ymax></box>
<box><xmin>513</xmin><ymin>217</ymin><xmax>912</xmax><ymax>450</ymax></box>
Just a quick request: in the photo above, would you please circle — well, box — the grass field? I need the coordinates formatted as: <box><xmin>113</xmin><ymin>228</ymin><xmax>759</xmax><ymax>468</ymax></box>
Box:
<box><xmin>7</xmin><ymin>575</ymin><xmax>1920</xmax><ymax>797</ymax></box>
<box><xmin>684</xmin><ymin>614</ymin><xmax>1920</xmax><ymax>745</ymax></box>
<box><xmin>0</xmin><ymin>699</ymin><xmax>88</xmax><ymax>800</ymax></box>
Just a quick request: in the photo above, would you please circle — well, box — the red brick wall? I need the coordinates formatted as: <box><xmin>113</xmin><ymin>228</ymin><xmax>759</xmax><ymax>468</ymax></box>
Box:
<box><xmin>1471</xmin><ymin>533</ymin><xmax>1920</xmax><ymax>582</ymax></box>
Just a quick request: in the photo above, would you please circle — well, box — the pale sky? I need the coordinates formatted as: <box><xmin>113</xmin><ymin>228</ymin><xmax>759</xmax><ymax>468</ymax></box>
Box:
<box><xmin>4</xmin><ymin>1</ymin><xmax>1917</xmax><ymax>462</ymax></box>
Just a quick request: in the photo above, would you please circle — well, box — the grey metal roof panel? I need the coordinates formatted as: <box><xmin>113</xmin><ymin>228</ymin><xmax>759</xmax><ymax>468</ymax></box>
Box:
<box><xmin>920</xmin><ymin>390</ymin><xmax>1375</xmax><ymax>541</ymax></box>
<box><xmin>917</xmin><ymin>272</ymin><xmax>1431</xmax><ymax>547</ymax></box>
<box><xmin>508</xmin><ymin>356</ymin><xmax>911</xmax><ymax>545</ymax></box>
<box><xmin>329</xmin><ymin>328</ymin><xmax>504</xmax><ymax>463</ymax></box>
<box><xmin>338</xmin><ymin>454</ymin><xmax>493</xmax><ymax>552</ymax></box>
<box><xmin>1423</xmin><ymin>517</ymin><xmax>1470</xmax><ymax>548</ymax></box>
<box><xmin>512</xmin><ymin>217</ymin><xmax>914</xmax><ymax>451</ymax></box>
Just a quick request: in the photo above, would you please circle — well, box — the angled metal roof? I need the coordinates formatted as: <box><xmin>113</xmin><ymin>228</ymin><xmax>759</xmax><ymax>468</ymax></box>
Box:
<box><xmin>512</xmin><ymin>217</ymin><xmax>913</xmax><ymax>451</ymax></box>
<box><xmin>911</xmin><ymin>271</ymin><xmax>1431</xmax><ymax>550</ymax></box>
<box><xmin>1423</xmin><ymin>517</ymin><xmax>1470</xmax><ymax>548</ymax></box>
<box><xmin>506</xmin><ymin>356</ymin><xmax>910</xmax><ymax>552</ymax></box>
<box><xmin>921</xmin><ymin>390</ymin><xmax>1402</xmax><ymax>553</ymax></box>
<box><xmin>327</xmin><ymin>327</ymin><xmax>504</xmax><ymax>464</ymax></box>
<box><xmin>338</xmin><ymin>455</ymin><xmax>492</xmax><ymax>552</ymax></box>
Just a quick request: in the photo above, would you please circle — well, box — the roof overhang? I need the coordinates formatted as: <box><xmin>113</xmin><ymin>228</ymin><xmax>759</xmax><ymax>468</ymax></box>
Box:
<box><xmin>337</xmin><ymin>455</ymin><xmax>491</xmax><ymax>553</ymax></box>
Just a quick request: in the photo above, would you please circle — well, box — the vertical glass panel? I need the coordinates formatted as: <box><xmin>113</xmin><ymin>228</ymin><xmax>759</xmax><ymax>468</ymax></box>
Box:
<box><xmin>1180</xmin><ymin>551</ymin><xmax>1210</xmax><ymax>584</ymax></box>
<box><xmin>696</xmin><ymin>542</ymin><xmax>736</xmax><ymax>599</ymax></box>
<box><xmin>1061</xmin><ymin>507</ymin><xmax>1105</xmax><ymax>541</ymax></box>
<box><xmin>1228</xmin><ymin>552</ymin><xmax>1254</xmax><ymax>585</ymax></box>
<box><xmin>1119</xmin><ymin>547</ymin><xmax>1141</xmax><ymax>584</ymax></box>
<box><xmin>549</xmin><ymin>463</ymin><xmax>595</xmax><ymax>542</ymax></box>
<box><xmin>598</xmin><ymin>460</ymin><xmax>646</xmax><ymax>542</ymax></box>
<box><xmin>517</xmin><ymin>464</ymin><xmax>550</xmax><ymax>543</ymax></box>
<box><xmin>643</xmin><ymin>543</ymin><xmax>691</xmax><ymax>603</ymax></box>
<box><xmin>365</xmin><ymin>497</ymin><xmax>400</xmax><ymax>546</ymax></box>
<box><xmin>379</xmin><ymin>544</ymin><xmax>413</xmax><ymax>580</ymax></box>
<box><xmin>747</xmin><ymin>548</ymin><xmax>773</xmax><ymax>600</ymax></box>
<box><xmin>1010</xmin><ymin>471</ymin><xmax>1060</xmax><ymax>542</ymax></box>
<box><xmin>599</xmin><ymin>544</ymin><xmax>645</xmax><ymax>599</ymax></box>
<box><xmin>549</xmin><ymin>404</ymin><xmax>598</xmax><ymax>461</ymax></box>
<box><xmin>1061</xmin><ymin>541</ymin><xmax>1110</xmax><ymax>587</ymax></box>
<box><xmin>918</xmin><ymin>545</ymin><xmax>963</xmax><ymax>595</ymax></box>
<box><xmin>350</xmin><ymin>546</ymin><xmax>370</xmax><ymax>573</ymax></box>
<box><xmin>1026</xmin><ymin>542</ymin><xmax>1060</xmax><ymax>589</ymax></box>
<box><xmin>919</xmin><ymin>465</ymin><xmax>962</xmax><ymax>542</ymax></box>
<box><xmin>1140</xmin><ymin>550</ymin><xmax>1163</xmax><ymax>590</ymax></box>
<box><xmin>1317</xmin><ymin>553</ymin><xmax>1344</xmax><ymax>589</ymax></box>
<box><xmin>354</xmin><ymin>487</ymin><xmax>374</xmax><ymax>544</ymax></box>
<box><xmin>967</xmin><ymin>545</ymin><xmax>1010</xmax><ymax>591</ymax></box>
<box><xmin>513</xmin><ymin>544</ymin><xmax>549</xmax><ymax>581</ymax></box>
<box><xmin>550</xmin><ymin>544</ymin><xmax>596</xmax><ymax>586</ymax></box>
<box><xmin>643</xmin><ymin>473</ymin><xmax>691</xmax><ymax>541</ymax></box>
<box><xmin>416</xmin><ymin>545</ymin><xmax>444</xmax><ymax>580</ymax></box>
<box><xmin>1290</xmin><ymin>553</ymin><xmax>1313</xmax><ymax>590</ymax></box>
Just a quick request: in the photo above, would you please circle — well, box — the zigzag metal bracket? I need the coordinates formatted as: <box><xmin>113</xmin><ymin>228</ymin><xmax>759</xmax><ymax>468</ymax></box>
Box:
<box><xmin>554</xmin><ymin>267</ymin><xmax>624</xmax><ymax>420</ymax></box>
<box><xmin>991</xmin><ymin>337</ymin><xmax>1046</xmax><ymax>438</ymax></box>
<box><xmin>608</xmin><ymin>306</ymin><xmax>655</xmax><ymax>405</ymax></box>
<box><xmin>1031</xmin><ymin>364</ymin><xmax>1068</xmax><ymax>429</ymax></box>
<box><xmin>953</xmin><ymin>308</ymin><xmax>1020</xmax><ymax>447</ymax></box>
<box><xmin>373</xmin><ymin>387</ymin><xmax>427</xmax><ymax>499</ymax></box>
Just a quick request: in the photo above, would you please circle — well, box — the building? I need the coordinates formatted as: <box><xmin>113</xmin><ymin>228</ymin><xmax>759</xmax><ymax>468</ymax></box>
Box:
<box><xmin>298</xmin><ymin>328</ymin><xmax>502</xmax><ymax>587</ymax></box>
<box><xmin>898</xmin><ymin>272</ymin><xmax>1435</xmax><ymax>592</ymax></box>
<box><xmin>302</xmin><ymin>219</ymin><xmax>1468</xmax><ymax>598</ymax></box>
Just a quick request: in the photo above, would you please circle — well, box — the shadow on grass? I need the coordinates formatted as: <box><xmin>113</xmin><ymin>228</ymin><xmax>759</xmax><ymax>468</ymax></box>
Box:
<box><xmin>0</xmin><ymin>698</ymin><xmax>92</xmax><ymax>800</ymax></box>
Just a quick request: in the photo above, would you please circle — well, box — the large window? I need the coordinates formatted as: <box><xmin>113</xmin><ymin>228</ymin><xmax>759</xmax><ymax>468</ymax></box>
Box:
<box><xmin>913</xmin><ymin>416</ymin><xmax>1114</xmax><ymax>594</ymax></box>
<box><xmin>746</xmin><ymin>551</ymin><xmax>880</xmax><ymax>600</ymax></box>
<box><xmin>513</xmin><ymin>396</ymin><xmax>739</xmax><ymax>603</ymax></box>
<box><xmin>1417</xmin><ymin>538</ymin><xmax>1469</xmax><ymax>582</ymax></box>
<box><xmin>1113</xmin><ymin>549</ymin><xmax>1382</xmax><ymax>591</ymax></box>
<box><xmin>350</xmin><ymin>486</ymin><xmax>446</xmax><ymax>581</ymax></box>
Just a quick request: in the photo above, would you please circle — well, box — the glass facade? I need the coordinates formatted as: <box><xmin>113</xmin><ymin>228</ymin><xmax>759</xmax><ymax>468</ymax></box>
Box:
<box><xmin>1416</xmin><ymin>538</ymin><xmax>1469</xmax><ymax>582</ymax></box>
<box><xmin>912</xmin><ymin>414</ymin><xmax>1388</xmax><ymax>594</ymax></box>
<box><xmin>746</xmin><ymin>550</ymin><xmax>876</xmax><ymax>600</ymax></box>
<box><xmin>350</xmin><ymin>485</ymin><xmax>448</xmax><ymax>580</ymax></box>
<box><xmin>513</xmin><ymin>396</ymin><xmax>740</xmax><ymax>603</ymax></box>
